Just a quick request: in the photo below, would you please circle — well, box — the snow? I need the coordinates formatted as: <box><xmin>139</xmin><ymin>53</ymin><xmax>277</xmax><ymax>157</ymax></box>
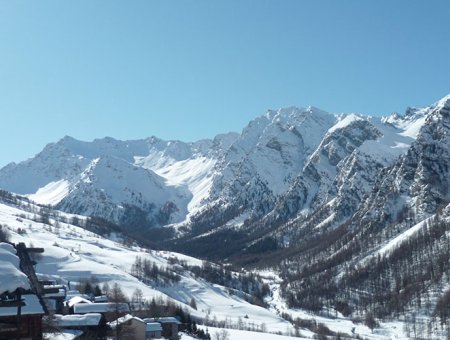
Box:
<box><xmin>65</xmin><ymin>296</ymin><xmax>92</xmax><ymax>308</ymax></box>
<box><xmin>144</xmin><ymin>316</ymin><xmax>181</xmax><ymax>324</ymax></box>
<box><xmin>27</xmin><ymin>180</ymin><xmax>70</xmax><ymax>205</ymax></box>
<box><xmin>400</xmin><ymin>114</ymin><xmax>428</xmax><ymax>138</ymax></box>
<box><xmin>74</xmin><ymin>302</ymin><xmax>130</xmax><ymax>314</ymax></box>
<box><xmin>109</xmin><ymin>313</ymin><xmax>144</xmax><ymax>328</ymax></box>
<box><xmin>45</xmin><ymin>330</ymin><xmax>82</xmax><ymax>340</ymax></box>
<box><xmin>0</xmin><ymin>242</ymin><xmax>30</xmax><ymax>294</ymax></box>
<box><xmin>384</xmin><ymin>106</ymin><xmax>429</xmax><ymax>139</ymax></box>
<box><xmin>377</xmin><ymin>218</ymin><xmax>430</xmax><ymax>258</ymax></box>
<box><xmin>213</xmin><ymin>106</ymin><xmax>337</xmax><ymax>198</ymax></box>
<box><xmin>155</xmin><ymin>250</ymin><xmax>204</xmax><ymax>267</ymax></box>
<box><xmin>54</xmin><ymin>313</ymin><xmax>102</xmax><ymax>327</ymax></box>
<box><xmin>261</xmin><ymin>270</ymin><xmax>409</xmax><ymax>340</ymax></box>
<box><xmin>328</xmin><ymin>113</ymin><xmax>363</xmax><ymax>134</ymax></box>
<box><xmin>197</xmin><ymin>326</ymin><xmax>308</xmax><ymax>340</ymax></box>
<box><xmin>0</xmin><ymin>135</ymin><xmax>219</xmax><ymax>225</ymax></box>
<box><xmin>152</xmin><ymin>156</ymin><xmax>216</xmax><ymax>213</ymax></box>
<box><xmin>314</xmin><ymin>212</ymin><xmax>335</xmax><ymax>229</ymax></box>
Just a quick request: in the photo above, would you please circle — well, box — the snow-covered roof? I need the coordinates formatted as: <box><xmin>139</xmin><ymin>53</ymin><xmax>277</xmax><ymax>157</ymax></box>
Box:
<box><xmin>108</xmin><ymin>314</ymin><xmax>144</xmax><ymax>326</ymax></box>
<box><xmin>0</xmin><ymin>242</ymin><xmax>30</xmax><ymax>294</ymax></box>
<box><xmin>108</xmin><ymin>314</ymin><xmax>144</xmax><ymax>329</ymax></box>
<box><xmin>144</xmin><ymin>316</ymin><xmax>181</xmax><ymax>324</ymax></box>
<box><xmin>94</xmin><ymin>295</ymin><xmax>108</xmax><ymax>303</ymax></box>
<box><xmin>146</xmin><ymin>322</ymin><xmax>162</xmax><ymax>332</ymax></box>
<box><xmin>73</xmin><ymin>302</ymin><xmax>129</xmax><ymax>314</ymax></box>
<box><xmin>0</xmin><ymin>294</ymin><xmax>44</xmax><ymax>316</ymax></box>
<box><xmin>65</xmin><ymin>291</ymin><xmax>91</xmax><ymax>301</ymax></box>
<box><xmin>53</xmin><ymin>313</ymin><xmax>102</xmax><ymax>327</ymax></box>
<box><xmin>65</xmin><ymin>296</ymin><xmax>92</xmax><ymax>308</ymax></box>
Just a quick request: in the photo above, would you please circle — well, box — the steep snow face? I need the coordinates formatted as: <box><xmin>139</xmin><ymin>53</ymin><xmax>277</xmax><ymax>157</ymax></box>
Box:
<box><xmin>327</xmin><ymin>113</ymin><xmax>364</xmax><ymax>134</ymax></box>
<box><xmin>27</xmin><ymin>180</ymin><xmax>71</xmax><ymax>206</ymax></box>
<box><xmin>56</xmin><ymin>156</ymin><xmax>191</xmax><ymax>226</ymax></box>
<box><xmin>152</xmin><ymin>157</ymin><xmax>216</xmax><ymax>213</ymax></box>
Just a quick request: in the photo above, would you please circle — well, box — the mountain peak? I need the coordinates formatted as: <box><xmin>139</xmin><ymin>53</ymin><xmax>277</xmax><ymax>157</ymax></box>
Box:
<box><xmin>434</xmin><ymin>93</ymin><xmax>450</xmax><ymax>109</ymax></box>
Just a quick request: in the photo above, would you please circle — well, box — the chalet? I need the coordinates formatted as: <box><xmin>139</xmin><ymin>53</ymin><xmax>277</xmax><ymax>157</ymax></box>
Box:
<box><xmin>144</xmin><ymin>317</ymin><xmax>181</xmax><ymax>340</ymax></box>
<box><xmin>0</xmin><ymin>294</ymin><xmax>45</xmax><ymax>340</ymax></box>
<box><xmin>53</xmin><ymin>312</ymin><xmax>106</xmax><ymax>339</ymax></box>
<box><xmin>109</xmin><ymin>314</ymin><xmax>146</xmax><ymax>340</ymax></box>
<box><xmin>65</xmin><ymin>295</ymin><xmax>92</xmax><ymax>314</ymax></box>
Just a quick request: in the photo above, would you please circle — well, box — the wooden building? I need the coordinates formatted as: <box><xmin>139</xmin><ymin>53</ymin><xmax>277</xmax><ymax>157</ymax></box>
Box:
<box><xmin>0</xmin><ymin>294</ymin><xmax>45</xmax><ymax>340</ymax></box>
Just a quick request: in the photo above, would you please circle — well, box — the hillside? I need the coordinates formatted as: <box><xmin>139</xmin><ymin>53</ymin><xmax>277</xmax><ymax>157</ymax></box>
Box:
<box><xmin>0</xmin><ymin>191</ymin><xmax>419</xmax><ymax>338</ymax></box>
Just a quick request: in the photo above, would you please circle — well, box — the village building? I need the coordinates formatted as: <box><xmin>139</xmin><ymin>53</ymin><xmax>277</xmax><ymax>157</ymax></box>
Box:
<box><xmin>0</xmin><ymin>294</ymin><xmax>45</xmax><ymax>340</ymax></box>
<box><xmin>146</xmin><ymin>322</ymin><xmax>162</xmax><ymax>339</ymax></box>
<box><xmin>108</xmin><ymin>314</ymin><xmax>146</xmax><ymax>340</ymax></box>
<box><xmin>65</xmin><ymin>295</ymin><xmax>92</xmax><ymax>314</ymax></box>
<box><xmin>42</xmin><ymin>283</ymin><xmax>66</xmax><ymax>314</ymax></box>
<box><xmin>53</xmin><ymin>312</ymin><xmax>106</xmax><ymax>339</ymax></box>
<box><xmin>144</xmin><ymin>317</ymin><xmax>181</xmax><ymax>340</ymax></box>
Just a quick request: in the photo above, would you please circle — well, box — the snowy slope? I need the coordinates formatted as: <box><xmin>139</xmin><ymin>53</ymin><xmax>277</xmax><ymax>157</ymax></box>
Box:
<box><xmin>0</xmin><ymin>194</ymin><xmax>296</xmax><ymax>335</ymax></box>
<box><xmin>0</xmin><ymin>193</ymin><xmax>417</xmax><ymax>339</ymax></box>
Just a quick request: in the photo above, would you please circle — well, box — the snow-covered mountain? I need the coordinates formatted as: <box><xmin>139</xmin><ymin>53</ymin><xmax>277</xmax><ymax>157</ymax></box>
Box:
<box><xmin>1</xmin><ymin>96</ymin><xmax>446</xmax><ymax>242</ymax></box>
<box><xmin>174</xmin><ymin>99</ymin><xmax>431</xmax><ymax>260</ymax></box>
<box><xmin>0</xmin><ymin>134</ymin><xmax>237</xmax><ymax>230</ymax></box>
<box><xmin>2</xmin><ymin>94</ymin><xmax>450</xmax><ymax>337</ymax></box>
<box><xmin>0</xmin><ymin>96</ymin><xmax>442</xmax><ymax>242</ymax></box>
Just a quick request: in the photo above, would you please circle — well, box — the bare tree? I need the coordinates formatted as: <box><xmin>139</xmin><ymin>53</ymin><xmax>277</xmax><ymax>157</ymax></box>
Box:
<box><xmin>213</xmin><ymin>329</ymin><xmax>230</xmax><ymax>340</ymax></box>
<box><xmin>131</xmin><ymin>288</ymin><xmax>144</xmax><ymax>312</ymax></box>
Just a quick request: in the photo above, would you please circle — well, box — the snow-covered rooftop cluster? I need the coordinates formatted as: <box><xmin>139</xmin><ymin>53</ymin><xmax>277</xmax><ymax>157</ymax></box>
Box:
<box><xmin>0</xmin><ymin>242</ymin><xmax>30</xmax><ymax>294</ymax></box>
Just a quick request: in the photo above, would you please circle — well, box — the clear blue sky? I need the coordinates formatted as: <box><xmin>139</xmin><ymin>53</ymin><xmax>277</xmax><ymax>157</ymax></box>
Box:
<box><xmin>1</xmin><ymin>0</ymin><xmax>449</xmax><ymax>167</ymax></box>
